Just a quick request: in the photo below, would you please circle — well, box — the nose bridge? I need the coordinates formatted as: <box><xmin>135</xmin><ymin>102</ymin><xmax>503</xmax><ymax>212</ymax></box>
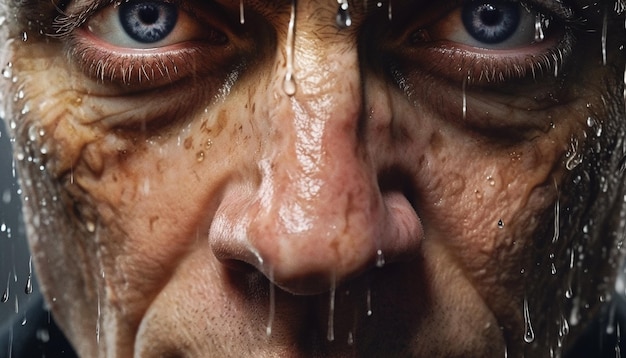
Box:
<box><xmin>249</xmin><ymin>31</ymin><xmax>381</xmax><ymax>291</ymax></box>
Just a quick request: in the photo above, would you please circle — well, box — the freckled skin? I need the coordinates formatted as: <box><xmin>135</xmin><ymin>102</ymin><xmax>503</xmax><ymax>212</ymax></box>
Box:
<box><xmin>1</xmin><ymin>0</ymin><xmax>626</xmax><ymax>357</ymax></box>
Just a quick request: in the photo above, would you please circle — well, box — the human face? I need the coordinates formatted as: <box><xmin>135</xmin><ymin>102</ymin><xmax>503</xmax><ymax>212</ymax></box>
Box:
<box><xmin>1</xmin><ymin>0</ymin><xmax>626</xmax><ymax>356</ymax></box>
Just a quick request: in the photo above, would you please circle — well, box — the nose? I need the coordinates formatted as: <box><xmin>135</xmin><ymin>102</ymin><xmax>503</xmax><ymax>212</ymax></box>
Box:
<box><xmin>211</xmin><ymin>27</ymin><xmax>423</xmax><ymax>295</ymax></box>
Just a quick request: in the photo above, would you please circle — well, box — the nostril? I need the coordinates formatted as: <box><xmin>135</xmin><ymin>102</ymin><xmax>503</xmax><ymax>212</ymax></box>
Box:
<box><xmin>220</xmin><ymin>259</ymin><xmax>259</xmax><ymax>274</ymax></box>
<box><xmin>378</xmin><ymin>166</ymin><xmax>419</xmax><ymax>212</ymax></box>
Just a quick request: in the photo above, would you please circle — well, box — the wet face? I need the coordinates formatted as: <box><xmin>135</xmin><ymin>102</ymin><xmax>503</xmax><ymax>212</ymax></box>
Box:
<box><xmin>2</xmin><ymin>0</ymin><xmax>626</xmax><ymax>356</ymax></box>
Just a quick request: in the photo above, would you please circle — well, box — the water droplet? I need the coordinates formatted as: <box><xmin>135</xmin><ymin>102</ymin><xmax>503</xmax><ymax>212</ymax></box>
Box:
<box><xmin>266</xmin><ymin>271</ymin><xmax>275</xmax><ymax>336</ymax></box>
<box><xmin>24</xmin><ymin>275</ymin><xmax>32</xmax><ymax>294</ymax></box>
<box><xmin>551</xmin><ymin>262</ymin><xmax>557</xmax><ymax>275</ymax></box>
<box><xmin>366</xmin><ymin>287</ymin><xmax>372</xmax><ymax>316</ymax></box>
<box><xmin>387</xmin><ymin>0</ymin><xmax>393</xmax><ymax>20</ymax></box>
<box><xmin>559</xmin><ymin>314</ymin><xmax>570</xmax><ymax>337</ymax></box>
<box><xmin>21</xmin><ymin>317</ymin><xmax>27</xmax><ymax>326</ymax></box>
<box><xmin>376</xmin><ymin>249</ymin><xmax>385</xmax><ymax>267</ymax></box>
<box><xmin>21</xmin><ymin>102</ymin><xmax>30</xmax><ymax>115</ymax></box>
<box><xmin>283</xmin><ymin>0</ymin><xmax>297</xmax><ymax>96</ymax></box>
<box><xmin>1</xmin><ymin>285</ymin><xmax>8</xmax><ymax>303</ymax></box>
<box><xmin>534</xmin><ymin>14</ymin><xmax>545</xmax><ymax>42</ymax></box>
<box><xmin>336</xmin><ymin>0</ymin><xmax>352</xmax><ymax>28</ymax></box>
<box><xmin>327</xmin><ymin>276</ymin><xmax>336</xmax><ymax>342</ymax></box>
<box><xmin>86</xmin><ymin>220</ymin><xmax>96</xmax><ymax>233</ymax></box>
<box><xmin>196</xmin><ymin>151</ymin><xmax>205</xmax><ymax>162</ymax></box>
<box><xmin>2</xmin><ymin>62</ymin><xmax>12</xmax><ymax>79</ymax></box>
<box><xmin>497</xmin><ymin>219</ymin><xmax>504</xmax><ymax>229</ymax></box>
<box><xmin>565</xmin><ymin>286</ymin><xmax>573</xmax><ymax>299</ymax></box>
<box><xmin>523</xmin><ymin>297</ymin><xmax>535</xmax><ymax>343</ymax></box>
<box><xmin>462</xmin><ymin>76</ymin><xmax>467</xmax><ymax>120</ymax></box>
<box><xmin>565</xmin><ymin>137</ymin><xmax>583</xmax><ymax>170</ymax></box>
<box><xmin>347</xmin><ymin>331</ymin><xmax>354</xmax><ymax>345</ymax></box>
<box><xmin>21</xmin><ymin>32</ymin><xmax>28</xmax><ymax>41</ymax></box>
<box><xmin>239</xmin><ymin>0</ymin><xmax>245</xmax><ymax>24</ymax></box>
<box><xmin>602</xmin><ymin>8</ymin><xmax>608</xmax><ymax>66</ymax></box>
<box><xmin>36</xmin><ymin>328</ymin><xmax>50</xmax><ymax>343</ymax></box>
<box><xmin>487</xmin><ymin>176</ymin><xmax>495</xmax><ymax>186</ymax></box>
<box><xmin>552</xmin><ymin>195</ymin><xmax>560</xmax><ymax>243</ymax></box>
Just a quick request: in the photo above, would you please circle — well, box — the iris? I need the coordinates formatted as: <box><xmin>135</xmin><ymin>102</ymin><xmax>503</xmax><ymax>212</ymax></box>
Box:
<box><xmin>119</xmin><ymin>0</ymin><xmax>178</xmax><ymax>44</ymax></box>
<box><xmin>461</xmin><ymin>1</ymin><xmax>521</xmax><ymax>44</ymax></box>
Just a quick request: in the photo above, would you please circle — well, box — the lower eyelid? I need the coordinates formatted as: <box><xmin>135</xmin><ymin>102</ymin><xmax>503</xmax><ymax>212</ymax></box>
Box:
<box><xmin>393</xmin><ymin>28</ymin><xmax>574</xmax><ymax>86</ymax></box>
<box><xmin>69</xmin><ymin>28</ymin><xmax>236</xmax><ymax>87</ymax></box>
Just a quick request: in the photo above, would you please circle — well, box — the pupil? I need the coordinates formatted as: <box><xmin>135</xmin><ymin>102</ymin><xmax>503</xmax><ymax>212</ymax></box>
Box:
<box><xmin>138</xmin><ymin>6</ymin><xmax>160</xmax><ymax>25</ymax></box>
<box><xmin>479</xmin><ymin>6</ymin><xmax>502</xmax><ymax>26</ymax></box>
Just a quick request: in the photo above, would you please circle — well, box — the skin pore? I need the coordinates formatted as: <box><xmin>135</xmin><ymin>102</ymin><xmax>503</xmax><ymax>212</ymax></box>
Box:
<box><xmin>1</xmin><ymin>0</ymin><xmax>626</xmax><ymax>356</ymax></box>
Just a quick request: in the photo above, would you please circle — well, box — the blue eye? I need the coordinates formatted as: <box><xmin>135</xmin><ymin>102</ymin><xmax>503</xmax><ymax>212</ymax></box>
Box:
<box><xmin>119</xmin><ymin>0</ymin><xmax>178</xmax><ymax>44</ymax></box>
<box><xmin>461</xmin><ymin>1</ymin><xmax>521</xmax><ymax>44</ymax></box>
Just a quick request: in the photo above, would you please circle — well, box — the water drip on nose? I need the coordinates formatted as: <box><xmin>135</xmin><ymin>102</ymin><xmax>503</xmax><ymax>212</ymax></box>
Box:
<box><xmin>336</xmin><ymin>0</ymin><xmax>352</xmax><ymax>28</ymax></box>
<box><xmin>239</xmin><ymin>0</ymin><xmax>245</xmax><ymax>24</ymax></box>
<box><xmin>283</xmin><ymin>0</ymin><xmax>297</xmax><ymax>96</ymax></box>
<box><xmin>327</xmin><ymin>275</ymin><xmax>336</xmax><ymax>342</ymax></box>
<box><xmin>523</xmin><ymin>297</ymin><xmax>535</xmax><ymax>343</ymax></box>
<box><xmin>375</xmin><ymin>249</ymin><xmax>385</xmax><ymax>268</ymax></box>
<box><xmin>266</xmin><ymin>269</ymin><xmax>275</xmax><ymax>336</ymax></box>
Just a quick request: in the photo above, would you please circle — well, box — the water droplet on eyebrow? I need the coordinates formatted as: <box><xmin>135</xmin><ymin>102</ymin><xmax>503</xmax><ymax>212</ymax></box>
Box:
<box><xmin>283</xmin><ymin>0</ymin><xmax>297</xmax><ymax>96</ymax></box>
<box><xmin>336</xmin><ymin>0</ymin><xmax>352</xmax><ymax>28</ymax></box>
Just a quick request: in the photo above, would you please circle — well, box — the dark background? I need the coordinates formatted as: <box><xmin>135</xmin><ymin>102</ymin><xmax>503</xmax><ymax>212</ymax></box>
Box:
<box><xmin>0</xmin><ymin>119</ymin><xmax>39</xmax><ymax>328</ymax></box>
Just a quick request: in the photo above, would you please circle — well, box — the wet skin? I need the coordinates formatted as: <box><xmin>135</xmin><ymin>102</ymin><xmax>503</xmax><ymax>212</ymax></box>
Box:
<box><xmin>2</xmin><ymin>0</ymin><xmax>626</xmax><ymax>356</ymax></box>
